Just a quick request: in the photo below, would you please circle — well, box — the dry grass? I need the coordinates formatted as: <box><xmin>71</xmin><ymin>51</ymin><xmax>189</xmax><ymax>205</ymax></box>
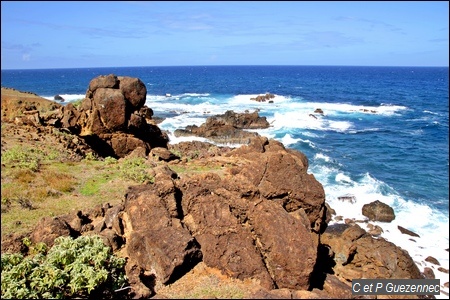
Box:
<box><xmin>157</xmin><ymin>262</ymin><xmax>263</xmax><ymax>299</ymax></box>
<box><xmin>0</xmin><ymin>122</ymin><xmax>149</xmax><ymax>239</ymax></box>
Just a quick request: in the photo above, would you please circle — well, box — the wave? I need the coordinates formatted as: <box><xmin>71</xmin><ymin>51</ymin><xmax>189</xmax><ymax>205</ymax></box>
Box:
<box><xmin>280</xmin><ymin>133</ymin><xmax>300</xmax><ymax>147</ymax></box>
<box><xmin>43</xmin><ymin>94</ymin><xmax>85</xmax><ymax>102</ymax></box>
<box><xmin>312</xmin><ymin>166</ymin><xmax>449</xmax><ymax>293</ymax></box>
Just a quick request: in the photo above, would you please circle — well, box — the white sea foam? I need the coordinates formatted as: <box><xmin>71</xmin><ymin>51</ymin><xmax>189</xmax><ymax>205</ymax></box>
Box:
<box><xmin>314</xmin><ymin>153</ymin><xmax>331</xmax><ymax>162</ymax></box>
<box><xmin>280</xmin><ymin>133</ymin><xmax>300</xmax><ymax>146</ymax></box>
<box><xmin>43</xmin><ymin>94</ymin><xmax>85</xmax><ymax>103</ymax></box>
<box><xmin>270</xmin><ymin>110</ymin><xmax>353</xmax><ymax>133</ymax></box>
<box><xmin>316</xmin><ymin>168</ymin><xmax>449</xmax><ymax>298</ymax></box>
<box><xmin>229</xmin><ymin>93</ymin><xmax>292</xmax><ymax>105</ymax></box>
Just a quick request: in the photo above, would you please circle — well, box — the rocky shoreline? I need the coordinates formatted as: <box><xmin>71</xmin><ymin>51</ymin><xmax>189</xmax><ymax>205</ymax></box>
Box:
<box><xmin>1</xmin><ymin>76</ymin><xmax>447</xmax><ymax>299</ymax></box>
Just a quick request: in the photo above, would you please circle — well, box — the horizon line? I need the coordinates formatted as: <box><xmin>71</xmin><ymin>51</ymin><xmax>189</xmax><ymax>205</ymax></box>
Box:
<box><xmin>2</xmin><ymin>64</ymin><xmax>449</xmax><ymax>71</ymax></box>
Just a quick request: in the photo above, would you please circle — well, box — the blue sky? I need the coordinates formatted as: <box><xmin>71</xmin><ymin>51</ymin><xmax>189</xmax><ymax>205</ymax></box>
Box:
<box><xmin>1</xmin><ymin>1</ymin><xmax>448</xmax><ymax>69</ymax></box>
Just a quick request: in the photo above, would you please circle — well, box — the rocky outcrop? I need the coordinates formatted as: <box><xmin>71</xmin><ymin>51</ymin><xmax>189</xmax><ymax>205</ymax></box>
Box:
<box><xmin>62</xmin><ymin>74</ymin><xmax>168</xmax><ymax>158</ymax></box>
<box><xmin>1</xmin><ymin>85</ymin><xmax>426</xmax><ymax>298</ymax></box>
<box><xmin>5</xmin><ymin>134</ymin><xmax>426</xmax><ymax>298</ymax></box>
<box><xmin>1</xmin><ymin>78</ymin><xmax>169</xmax><ymax>159</ymax></box>
<box><xmin>122</xmin><ymin>136</ymin><xmax>326</xmax><ymax>293</ymax></box>
<box><xmin>174</xmin><ymin>110</ymin><xmax>270</xmax><ymax>144</ymax></box>
<box><xmin>250</xmin><ymin>93</ymin><xmax>275</xmax><ymax>102</ymax></box>
<box><xmin>320</xmin><ymin>223</ymin><xmax>422</xmax><ymax>282</ymax></box>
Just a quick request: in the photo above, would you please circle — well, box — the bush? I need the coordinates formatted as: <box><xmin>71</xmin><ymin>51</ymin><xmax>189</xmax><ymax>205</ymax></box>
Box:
<box><xmin>1</xmin><ymin>235</ymin><xmax>128</xmax><ymax>299</ymax></box>
<box><xmin>1</xmin><ymin>146</ymin><xmax>41</xmax><ymax>172</ymax></box>
<box><xmin>118</xmin><ymin>157</ymin><xmax>154</xmax><ymax>183</ymax></box>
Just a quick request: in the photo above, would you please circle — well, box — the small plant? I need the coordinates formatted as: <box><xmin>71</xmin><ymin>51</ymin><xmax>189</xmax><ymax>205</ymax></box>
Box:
<box><xmin>170</xmin><ymin>149</ymin><xmax>183</xmax><ymax>159</ymax></box>
<box><xmin>104</xmin><ymin>156</ymin><xmax>117</xmax><ymax>165</ymax></box>
<box><xmin>1</xmin><ymin>146</ymin><xmax>41</xmax><ymax>172</ymax></box>
<box><xmin>71</xmin><ymin>98</ymin><xmax>84</xmax><ymax>109</ymax></box>
<box><xmin>118</xmin><ymin>157</ymin><xmax>154</xmax><ymax>183</ymax></box>
<box><xmin>83</xmin><ymin>152</ymin><xmax>97</xmax><ymax>161</ymax></box>
<box><xmin>1</xmin><ymin>235</ymin><xmax>128</xmax><ymax>299</ymax></box>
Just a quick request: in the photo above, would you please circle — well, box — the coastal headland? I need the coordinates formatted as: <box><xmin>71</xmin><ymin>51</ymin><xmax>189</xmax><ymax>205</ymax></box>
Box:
<box><xmin>1</xmin><ymin>75</ymin><xmax>443</xmax><ymax>299</ymax></box>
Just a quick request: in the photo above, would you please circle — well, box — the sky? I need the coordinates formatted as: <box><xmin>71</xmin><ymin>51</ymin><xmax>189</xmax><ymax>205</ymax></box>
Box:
<box><xmin>1</xmin><ymin>1</ymin><xmax>448</xmax><ymax>69</ymax></box>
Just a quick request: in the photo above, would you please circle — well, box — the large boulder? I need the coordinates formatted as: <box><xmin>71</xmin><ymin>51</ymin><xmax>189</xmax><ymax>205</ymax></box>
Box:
<box><xmin>61</xmin><ymin>74</ymin><xmax>168</xmax><ymax>158</ymax></box>
<box><xmin>124</xmin><ymin>180</ymin><xmax>203</xmax><ymax>290</ymax></box>
<box><xmin>362</xmin><ymin>200</ymin><xmax>395</xmax><ymax>222</ymax></box>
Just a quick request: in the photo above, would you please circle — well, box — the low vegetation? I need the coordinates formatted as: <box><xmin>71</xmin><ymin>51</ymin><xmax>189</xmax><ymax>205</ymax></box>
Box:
<box><xmin>1</xmin><ymin>235</ymin><xmax>127</xmax><ymax>299</ymax></box>
<box><xmin>1</xmin><ymin>143</ymin><xmax>154</xmax><ymax>238</ymax></box>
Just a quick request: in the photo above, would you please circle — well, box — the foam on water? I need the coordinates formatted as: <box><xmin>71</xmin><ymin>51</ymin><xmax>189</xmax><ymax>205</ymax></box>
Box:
<box><xmin>43</xmin><ymin>94</ymin><xmax>85</xmax><ymax>103</ymax></box>
<box><xmin>280</xmin><ymin>133</ymin><xmax>300</xmax><ymax>147</ymax></box>
<box><xmin>313</xmin><ymin>166</ymin><xmax>450</xmax><ymax>297</ymax></box>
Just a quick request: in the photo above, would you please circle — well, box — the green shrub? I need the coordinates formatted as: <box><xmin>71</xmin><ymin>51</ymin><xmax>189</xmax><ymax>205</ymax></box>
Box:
<box><xmin>118</xmin><ymin>157</ymin><xmax>154</xmax><ymax>183</ymax></box>
<box><xmin>1</xmin><ymin>235</ymin><xmax>128</xmax><ymax>299</ymax></box>
<box><xmin>1</xmin><ymin>146</ymin><xmax>41</xmax><ymax>172</ymax></box>
<box><xmin>104</xmin><ymin>156</ymin><xmax>118</xmax><ymax>165</ymax></box>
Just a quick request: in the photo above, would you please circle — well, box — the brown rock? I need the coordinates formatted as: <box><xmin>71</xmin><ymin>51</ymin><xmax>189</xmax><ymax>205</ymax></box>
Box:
<box><xmin>397</xmin><ymin>225</ymin><xmax>420</xmax><ymax>237</ymax></box>
<box><xmin>93</xmin><ymin>88</ymin><xmax>127</xmax><ymax>132</ymax></box>
<box><xmin>321</xmin><ymin>223</ymin><xmax>422</xmax><ymax>282</ymax></box>
<box><xmin>425</xmin><ymin>256</ymin><xmax>440</xmax><ymax>266</ymax></box>
<box><xmin>117</xmin><ymin>76</ymin><xmax>147</xmax><ymax>108</ymax></box>
<box><xmin>422</xmin><ymin>267</ymin><xmax>435</xmax><ymax>279</ymax></box>
<box><xmin>179</xmin><ymin>173</ymin><xmax>275</xmax><ymax>289</ymax></box>
<box><xmin>29</xmin><ymin>216</ymin><xmax>73</xmax><ymax>247</ymax></box>
<box><xmin>174</xmin><ymin>110</ymin><xmax>270</xmax><ymax>144</ymax></box>
<box><xmin>314</xmin><ymin>108</ymin><xmax>324</xmax><ymax>114</ymax></box>
<box><xmin>362</xmin><ymin>200</ymin><xmax>395</xmax><ymax>222</ymax></box>
<box><xmin>151</xmin><ymin>147</ymin><xmax>179</xmax><ymax>162</ymax></box>
<box><xmin>124</xmin><ymin>183</ymin><xmax>202</xmax><ymax>288</ymax></box>
<box><xmin>88</xmin><ymin>74</ymin><xmax>118</xmax><ymax>90</ymax></box>
<box><xmin>248</xmin><ymin>200</ymin><xmax>317</xmax><ymax>290</ymax></box>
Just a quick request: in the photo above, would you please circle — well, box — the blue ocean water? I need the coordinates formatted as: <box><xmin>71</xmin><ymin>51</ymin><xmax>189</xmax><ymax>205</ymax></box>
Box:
<box><xmin>2</xmin><ymin>66</ymin><xmax>449</xmax><ymax>291</ymax></box>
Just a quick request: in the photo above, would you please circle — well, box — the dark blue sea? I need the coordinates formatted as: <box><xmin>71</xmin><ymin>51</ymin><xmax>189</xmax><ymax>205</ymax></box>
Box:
<box><xmin>2</xmin><ymin>66</ymin><xmax>449</xmax><ymax>289</ymax></box>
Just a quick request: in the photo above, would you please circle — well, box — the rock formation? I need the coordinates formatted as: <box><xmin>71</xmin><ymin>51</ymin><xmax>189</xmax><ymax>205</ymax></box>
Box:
<box><xmin>250</xmin><ymin>93</ymin><xmax>275</xmax><ymax>102</ymax></box>
<box><xmin>60</xmin><ymin>74</ymin><xmax>168</xmax><ymax>158</ymax></box>
<box><xmin>1</xmin><ymin>81</ymin><xmax>427</xmax><ymax>299</ymax></box>
<box><xmin>174</xmin><ymin>110</ymin><xmax>270</xmax><ymax>144</ymax></box>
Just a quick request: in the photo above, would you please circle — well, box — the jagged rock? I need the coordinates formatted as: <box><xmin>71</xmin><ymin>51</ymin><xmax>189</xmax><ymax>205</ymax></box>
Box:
<box><xmin>214</xmin><ymin>110</ymin><xmax>270</xmax><ymax>129</ymax></box>
<box><xmin>99</xmin><ymin>228</ymin><xmax>124</xmax><ymax>251</ymax></box>
<box><xmin>60</xmin><ymin>74</ymin><xmax>168</xmax><ymax>158</ymax></box>
<box><xmin>250</xmin><ymin>93</ymin><xmax>275</xmax><ymax>102</ymax></box>
<box><xmin>321</xmin><ymin>223</ymin><xmax>422</xmax><ymax>282</ymax></box>
<box><xmin>228</xmin><ymin>137</ymin><xmax>325</xmax><ymax>231</ymax></box>
<box><xmin>314</xmin><ymin>108</ymin><xmax>324</xmax><ymax>114</ymax></box>
<box><xmin>174</xmin><ymin>110</ymin><xmax>270</xmax><ymax>144</ymax></box>
<box><xmin>423</xmin><ymin>267</ymin><xmax>435</xmax><ymax>279</ymax></box>
<box><xmin>367</xmin><ymin>223</ymin><xmax>384</xmax><ymax>236</ymax></box>
<box><xmin>362</xmin><ymin>200</ymin><xmax>395</xmax><ymax>222</ymax></box>
<box><xmin>124</xmin><ymin>183</ymin><xmax>203</xmax><ymax>290</ymax></box>
<box><xmin>150</xmin><ymin>147</ymin><xmax>179</xmax><ymax>162</ymax></box>
<box><xmin>425</xmin><ymin>256</ymin><xmax>440</xmax><ymax>266</ymax></box>
<box><xmin>398</xmin><ymin>225</ymin><xmax>420</xmax><ymax>237</ymax></box>
<box><xmin>179</xmin><ymin>172</ymin><xmax>275</xmax><ymax>289</ymax></box>
<box><xmin>247</xmin><ymin>200</ymin><xmax>316</xmax><ymax>289</ymax></box>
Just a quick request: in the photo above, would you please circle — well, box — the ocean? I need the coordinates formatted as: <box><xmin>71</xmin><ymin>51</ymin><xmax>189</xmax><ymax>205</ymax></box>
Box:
<box><xmin>2</xmin><ymin>65</ymin><xmax>449</xmax><ymax>295</ymax></box>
